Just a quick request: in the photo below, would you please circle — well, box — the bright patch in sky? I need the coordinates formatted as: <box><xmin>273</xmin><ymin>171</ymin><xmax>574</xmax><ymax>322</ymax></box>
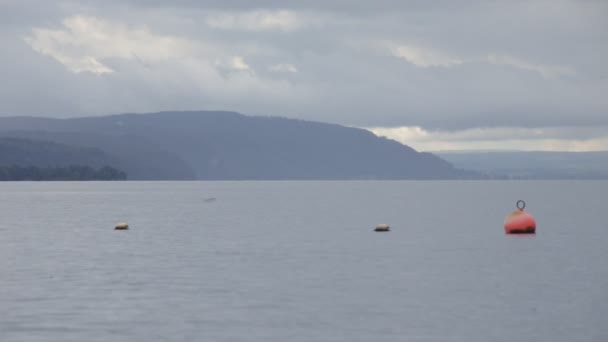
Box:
<box><xmin>388</xmin><ymin>43</ymin><xmax>575</xmax><ymax>79</ymax></box>
<box><xmin>390</xmin><ymin>45</ymin><xmax>463</xmax><ymax>68</ymax></box>
<box><xmin>368</xmin><ymin>126</ymin><xmax>608</xmax><ymax>152</ymax></box>
<box><xmin>24</xmin><ymin>15</ymin><xmax>196</xmax><ymax>74</ymax></box>
<box><xmin>269</xmin><ymin>63</ymin><xmax>298</xmax><ymax>73</ymax></box>
<box><xmin>205</xmin><ymin>10</ymin><xmax>304</xmax><ymax>32</ymax></box>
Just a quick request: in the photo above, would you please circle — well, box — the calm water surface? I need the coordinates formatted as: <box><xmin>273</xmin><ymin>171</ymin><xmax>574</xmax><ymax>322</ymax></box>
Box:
<box><xmin>1</xmin><ymin>181</ymin><xmax>607</xmax><ymax>341</ymax></box>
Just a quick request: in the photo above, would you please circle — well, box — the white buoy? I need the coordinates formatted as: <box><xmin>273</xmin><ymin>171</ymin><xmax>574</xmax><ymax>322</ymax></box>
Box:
<box><xmin>374</xmin><ymin>224</ymin><xmax>390</xmax><ymax>232</ymax></box>
<box><xmin>115</xmin><ymin>222</ymin><xmax>129</xmax><ymax>230</ymax></box>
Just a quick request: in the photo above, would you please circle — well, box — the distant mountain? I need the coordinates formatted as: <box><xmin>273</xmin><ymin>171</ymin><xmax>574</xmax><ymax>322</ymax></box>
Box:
<box><xmin>0</xmin><ymin>131</ymin><xmax>196</xmax><ymax>180</ymax></box>
<box><xmin>436</xmin><ymin>150</ymin><xmax>608</xmax><ymax>179</ymax></box>
<box><xmin>0</xmin><ymin>165</ymin><xmax>126</xmax><ymax>181</ymax></box>
<box><xmin>0</xmin><ymin>111</ymin><xmax>469</xmax><ymax>180</ymax></box>
<box><xmin>0</xmin><ymin>137</ymin><xmax>114</xmax><ymax>167</ymax></box>
<box><xmin>0</xmin><ymin>138</ymin><xmax>128</xmax><ymax>180</ymax></box>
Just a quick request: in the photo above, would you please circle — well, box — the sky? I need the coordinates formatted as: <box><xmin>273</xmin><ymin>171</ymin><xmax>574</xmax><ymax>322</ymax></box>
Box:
<box><xmin>1</xmin><ymin>0</ymin><xmax>607</xmax><ymax>151</ymax></box>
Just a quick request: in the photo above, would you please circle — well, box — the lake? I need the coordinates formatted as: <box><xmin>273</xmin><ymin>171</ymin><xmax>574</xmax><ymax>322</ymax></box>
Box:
<box><xmin>1</xmin><ymin>181</ymin><xmax>607</xmax><ymax>341</ymax></box>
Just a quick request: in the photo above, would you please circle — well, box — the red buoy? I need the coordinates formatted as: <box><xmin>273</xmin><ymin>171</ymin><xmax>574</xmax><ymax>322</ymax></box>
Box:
<box><xmin>504</xmin><ymin>200</ymin><xmax>536</xmax><ymax>234</ymax></box>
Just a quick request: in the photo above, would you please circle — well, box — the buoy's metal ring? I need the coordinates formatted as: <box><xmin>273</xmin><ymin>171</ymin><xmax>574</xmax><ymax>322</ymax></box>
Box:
<box><xmin>516</xmin><ymin>200</ymin><xmax>526</xmax><ymax>210</ymax></box>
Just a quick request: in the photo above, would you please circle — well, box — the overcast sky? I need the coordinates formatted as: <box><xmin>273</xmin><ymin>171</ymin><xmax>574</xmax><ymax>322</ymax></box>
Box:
<box><xmin>1</xmin><ymin>0</ymin><xmax>607</xmax><ymax>151</ymax></box>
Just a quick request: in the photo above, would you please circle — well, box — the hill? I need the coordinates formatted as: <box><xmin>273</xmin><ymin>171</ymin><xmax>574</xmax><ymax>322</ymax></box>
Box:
<box><xmin>0</xmin><ymin>137</ymin><xmax>114</xmax><ymax>167</ymax></box>
<box><xmin>0</xmin><ymin>165</ymin><xmax>126</xmax><ymax>181</ymax></box>
<box><xmin>0</xmin><ymin>138</ymin><xmax>128</xmax><ymax>180</ymax></box>
<box><xmin>0</xmin><ymin>131</ymin><xmax>196</xmax><ymax>180</ymax></box>
<box><xmin>0</xmin><ymin>111</ymin><xmax>468</xmax><ymax>180</ymax></box>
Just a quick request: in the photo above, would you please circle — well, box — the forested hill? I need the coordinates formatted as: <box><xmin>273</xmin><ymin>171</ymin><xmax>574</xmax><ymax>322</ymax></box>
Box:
<box><xmin>0</xmin><ymin>137</ymin><xmax>115</xmax><ymax>167</ymax></box>
<box><xmin>0</xmin><ymin>138</ymin><xmax>127</xmax><ymax>180</ymax></box>
<box><xmin>0</xmin><ymin>165</ymin><xmax>126</xmax><ymax>181</ymax></box>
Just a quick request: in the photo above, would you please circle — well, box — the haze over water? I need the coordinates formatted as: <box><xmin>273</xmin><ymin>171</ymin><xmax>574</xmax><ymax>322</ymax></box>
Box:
<box><xmin>1</xmin><ymin>181</ymin><xmax>607</xmax><ymax>341</ymax></box>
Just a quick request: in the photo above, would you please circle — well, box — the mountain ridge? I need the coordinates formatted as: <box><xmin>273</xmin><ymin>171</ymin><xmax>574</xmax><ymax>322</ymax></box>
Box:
<box><xmin>0</xmin><ymin>111</ymin><xmax>470</xmax><ymax>180</ymax></box>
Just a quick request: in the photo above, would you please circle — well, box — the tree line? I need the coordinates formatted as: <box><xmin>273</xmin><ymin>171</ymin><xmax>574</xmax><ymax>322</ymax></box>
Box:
<box><xmin>0</xmin><ymin>165</ymin><xmax>127</xmax><ymax>181</ymax></box>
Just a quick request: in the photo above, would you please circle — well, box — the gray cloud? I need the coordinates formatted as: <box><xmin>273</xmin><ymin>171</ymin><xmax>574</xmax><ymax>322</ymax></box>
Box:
<box><xmin>80</xmin><ymin>0</ymin><xmax>482</xmax><ymax>12</ymax></box>
<box><xmin>0</xmin><ymin>0</ymin><xmax>606</xmax><ymax>134</ymax></box>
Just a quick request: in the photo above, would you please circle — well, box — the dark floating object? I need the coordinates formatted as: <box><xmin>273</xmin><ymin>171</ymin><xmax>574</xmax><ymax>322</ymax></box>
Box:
<box><xmin>204</xmin><ymin>197</ymin><xmax>217</xmax><ymax>203</ymax></box>
<box><xmin>115</xmin><ymin>222</ymin><xmax>129</xmax><ymax>230</ymax></box>
<box><xmin>504</xmin><ymin>200</ymin><xmax>536</xmax><ymax>234</ymax></box>
<box><xmin>374</xmin><ymin>224</ymin><xmax>390</xmax><ymax>232</ymax></box>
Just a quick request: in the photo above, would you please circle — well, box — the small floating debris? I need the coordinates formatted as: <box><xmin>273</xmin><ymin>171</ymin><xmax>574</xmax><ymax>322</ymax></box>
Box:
<box><xmin>504</xmin><ymin>200</ymin><xmax>536</xmax><ymax>234</ymax></box>
<box><xmin>115</xmin><ymin>222</ymin><xmax>129</xmax><ymax>230</ymax></box>
<box><xmin>204</xmin><ymin>197</ymin><xmax>217</xmax><ymax>203</ymax></box>
<box><xmin>374</xmin><ymin>224</ymin><xmax>390</xmax><ymax>232</ymax></box>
